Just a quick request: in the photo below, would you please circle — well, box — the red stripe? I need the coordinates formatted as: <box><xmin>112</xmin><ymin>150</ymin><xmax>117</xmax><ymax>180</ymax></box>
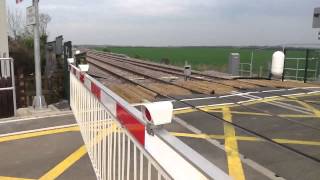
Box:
<box><xmin>80</xmin><ymin>73</ymin><xmax>85</xmax><ymax>83</ymax></box>
<box><xmin>116</xmin><ymin>104</ymin><xmax>145</xmax><ymax>145</ymax></box>
<box><xmin>91</xmin><ymin>82</ymin><xmax>101</xmax><ymax>100</ymax></box>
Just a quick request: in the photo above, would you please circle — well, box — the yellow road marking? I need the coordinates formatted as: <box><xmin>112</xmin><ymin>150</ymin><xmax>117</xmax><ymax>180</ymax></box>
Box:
<box><xmin>171</xmin><ymin>132</ymin><xmax>320</xmax><ymax>146</ymax></box>
<box><xmin>175</xmin><ymin>92</ymin><xmax>320</xmax><ymax>115</ymax></box>
<box><xmin>279</xmin><ymin>114</ymin><xmax>319</xmax><ymax>118</ymax></box>
<box><xmin>39</xmin><ymin>124</ymin><xmax>116</xmax><ymax>180</ymax></box>
<box><xmin>38</xmin><ymin>145</ymin><xmax>87</xmax><ymax>180</ymax></box>
<box><xmin>174</xmin><ymin>108</ymin><xmax>197</xmax><ymax>115</ymax></box>
<box><xmin>242</xmin><ymin>97</ymin><xmax>283</xmax><ymax>106</ymax></box>
<box><xmin>0</xmin><ymin>126</ymin><xmax>79</xmax><ymax>143</ymax></box>
<box><xmin>209</xmin><ymin>110</ymin><xmax>271</xmax><ymax>116</ymax></box>
<box><xmin>222</xmin><ymin>107</ymin><xmax>245</xmax><ymax>180</ymax></box>
<box><xmin>294</xmin><ymin>100</ymin><xmax>320</xmax><ymax>118</ymax></box>
<box><xmin>175</xmin><ymin>108</ymin><xmax>271</xmax><ymax>116</ymax></box>
<box><xmin>173</xmin><ymin>93</ymin><xmax>320</xmax><ymax>115</ymax></box>
<box><xmin>0</xmin><ymin>176</ymin><xmax>35</xmax><ymax>180</ymax></box>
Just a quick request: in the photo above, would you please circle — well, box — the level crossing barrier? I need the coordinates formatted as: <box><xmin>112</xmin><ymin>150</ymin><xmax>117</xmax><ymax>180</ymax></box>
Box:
<box><xmin>69</xmin><ymin>62</ymin><xmax>230</xmax><ymax>180</ymax></box>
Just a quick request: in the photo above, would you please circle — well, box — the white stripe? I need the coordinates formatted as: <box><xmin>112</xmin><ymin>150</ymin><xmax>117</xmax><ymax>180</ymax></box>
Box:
<box><xmin>262</xmin><ymin>89</ymin><xmax>286</xmax><ymax>93</ymax></box>
<box><xmin>0</xmin><ymin>123</ymin><xmax>77</xmax><ymax>137</ymax></box>
<box><xmin>0</xmin><ymin>112</ymin><xmax>73</xmax><ymax>125</ymax></box>
<box><xmin>307</xmin><ymin>91</ymin><xmax>320</xmax><ymax>94</ymax></box>
<box><xmin>206</xmin><ymin>103</ymin><xmax>234</xmax><ymax>107</ymax></box>
<box><xmin>180</xmin><ymin>96</ymin><xmax>217</xmax><ymax>101</ymax></box>
<box><xmin>282</xmin><ymin>93</ymin><xmax>305</xmax><ymax>97</ymax></box>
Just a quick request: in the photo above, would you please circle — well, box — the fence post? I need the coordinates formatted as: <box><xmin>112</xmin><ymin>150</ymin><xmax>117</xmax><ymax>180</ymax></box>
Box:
<box><xmin>281</xmin><ymin>48</ymin><xmax>287</xmax><ymax>81</ymax></box>
<box><xmin>304</xmin><ymin>49</ymin><xmax>310</xmax><ymax>83</ymax></box>
<box><xmin>63</xmin><ymin>41</ymin><xmax>72</xmax><ymax>102</ymax></box>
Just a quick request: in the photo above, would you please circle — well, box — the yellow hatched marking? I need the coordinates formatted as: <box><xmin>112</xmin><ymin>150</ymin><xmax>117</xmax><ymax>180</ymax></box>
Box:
<box><xmin>174</xmin><ymin>108</ymin><xmax>197</xmax><ymax>115</ymax></box>
<box><xmin>0</xmin><ymin>176</ymin><xmax>35</xmax><ymax>180</ymax></box>
<box><xmin>294</xmin><ymin>100</ymin><xmax>320</xmax><ymax>118</ymax></box>
<box><xmin>171</xmin><ymin>132</ymin><xmax>320</xmax><ymax>146</ymax></box>
<box><xmin>38</xmin><ymin>145</ymin><xmax>87</xmax><ymax>180</ymax></box>
<box><xmin>39</xmin><ymin>124</ymin><xmax>116</xmax><ymax>180</ymax></box>
<box><xmin>208</xmin><ymin>110</ymin><xmax>270</xmax><ymax>116</ymax></box>
<box><xmin>174</xmin><ymin>92</ymin><xmax>320</xmax><ymax>115</ymax></box>
<box><xmin>174</xmin><ymin>107</ymin><xmax>269</xmax><ymax>116</ymax></box>
<box><xmin>222</xmin><ymin>107</ymin><xmax>245</xmax><ymax>180</ymax></box>
<box><xmin>243</xmin><ymin>97</ymin><xmax>283</xmax><ymax>106</ymax></box>
<box><xmin>279</xmin><ymin>114</ymin><xmax>318</xmax><ymax>118</ymax></box>
<box><xmin>0</xmin><ymin>126</ymin><xmax>79</xmax><ymax>143</ymax></box>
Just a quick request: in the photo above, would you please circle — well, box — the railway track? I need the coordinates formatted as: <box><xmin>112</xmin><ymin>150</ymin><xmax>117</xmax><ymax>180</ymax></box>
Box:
<box><xmin>88</xmin><ymin>50</ymin><xmax>320</xmax><ymax>105</ymax></box>
<box><xmin>83</xmin><ymin>50</ymin><xmax>320</xmax><ymax>168</ymax></box>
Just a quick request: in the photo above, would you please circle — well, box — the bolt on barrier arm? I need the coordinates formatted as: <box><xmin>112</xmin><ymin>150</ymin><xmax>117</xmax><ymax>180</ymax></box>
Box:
<box><xmin>69</xmin><ymin>62</ymin><xmax>230</xmax><ymax>180</ymax></box>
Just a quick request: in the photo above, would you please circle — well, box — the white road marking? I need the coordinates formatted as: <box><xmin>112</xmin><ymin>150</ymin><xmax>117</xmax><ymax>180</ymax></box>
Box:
<box><xmin>0</xmin><ymin>123</ymin><xmax>78</xmax><ymax>137</ymax></box>
<box><xmin>0</xmin><ymin>112</ymin><xmax>73</xmax><ymax>125</ymax></box>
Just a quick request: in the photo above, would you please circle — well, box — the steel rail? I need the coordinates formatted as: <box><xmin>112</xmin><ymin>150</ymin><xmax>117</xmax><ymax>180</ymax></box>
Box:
<box><xmin>89</xmin><ymin>50</ymin><xmax>320</xmax><ymax>106</ymax></box>
<box><xmin>87</xmin><ymin>56</ymin><xmax>204</xmax><ymax>95</ymax></box>
<box><xmin>85</xmin><ymin>54</ymin><xmax>320</xmax><ymax>165</ymax></box>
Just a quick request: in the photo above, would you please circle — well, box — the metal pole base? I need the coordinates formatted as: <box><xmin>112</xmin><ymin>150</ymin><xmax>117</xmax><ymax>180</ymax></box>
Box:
<box><xmin>32</xmin><ymin>95</ymin><xmax>47</xmax><ymax>110</ymax></box>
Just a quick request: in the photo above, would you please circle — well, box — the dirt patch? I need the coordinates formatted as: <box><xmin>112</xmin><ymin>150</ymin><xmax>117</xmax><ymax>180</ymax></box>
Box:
<box><xmin>144</xmin><ymin>83</ymin><xmax>192</xmax><ymax>96</ymax></box>
<box><xmin>108</xmin><ymin>84</ymin><xmax>156</xmax><ymax>103</ymax></box>
<box><xmin>218</xmin><ymin>80</ymin><xmax>260</xmax><ymax>89</ymax></box>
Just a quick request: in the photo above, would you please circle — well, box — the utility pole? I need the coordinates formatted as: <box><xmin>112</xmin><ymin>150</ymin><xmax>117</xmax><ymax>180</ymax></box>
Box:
<box><xmin>32</xmin><ymin>0</ymin><xmax>47</xmax><ymax>109</ymax></box>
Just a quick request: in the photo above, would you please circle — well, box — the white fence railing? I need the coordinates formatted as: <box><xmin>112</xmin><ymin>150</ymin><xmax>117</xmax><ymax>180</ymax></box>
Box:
<box><xmin>69</xmin><ymin>63</ymin><xmax>230</xmax><ymax>180</ymax></box>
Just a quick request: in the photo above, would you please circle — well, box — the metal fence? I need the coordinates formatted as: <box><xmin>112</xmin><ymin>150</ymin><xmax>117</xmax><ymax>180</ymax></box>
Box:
<box><xmin>283</xmin><ymin>57</ymin><xmax>319</xmax><ymax>82</ymax></box>
<box><xmin>69</xmin><ymin>63</ymin><xmax>229</xmax><ymax>180</ymax></box>
<box><xmin>0</xmin><ymin>58</ymin><xmax>16</xmax><ymax>117</ymax></box>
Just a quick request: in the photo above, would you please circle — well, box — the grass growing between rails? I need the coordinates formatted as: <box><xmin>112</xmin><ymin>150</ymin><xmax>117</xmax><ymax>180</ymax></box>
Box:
<box><xmin>96</xmin><ymin>47</ymin><xmax>319</xmax><ymax>78</ymax></box>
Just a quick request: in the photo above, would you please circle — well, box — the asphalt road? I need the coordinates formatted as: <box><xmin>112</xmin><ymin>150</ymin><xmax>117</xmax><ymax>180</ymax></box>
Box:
<box><xmin>0</xmin><ymin>87</ymin><xmax>319</xmax><ymax>180</ymax></box>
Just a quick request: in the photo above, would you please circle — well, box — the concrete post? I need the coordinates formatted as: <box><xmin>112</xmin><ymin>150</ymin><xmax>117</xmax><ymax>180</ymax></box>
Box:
<box><xmin>0</xmin><ymin>0</ymin><xmax>9</xmax><ymax>58</ymax></box>
<box><xmin>32</xmin><ymin>0</ymin><xmax>47</xmax><ymax>109</ymax></box>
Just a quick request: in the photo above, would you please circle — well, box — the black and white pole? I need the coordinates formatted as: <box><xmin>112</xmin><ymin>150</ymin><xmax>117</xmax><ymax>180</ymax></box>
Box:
<box><xmin>32</xmin><ymin>0</ymin><xmax>46</xmax><ymax>109</ymax></box>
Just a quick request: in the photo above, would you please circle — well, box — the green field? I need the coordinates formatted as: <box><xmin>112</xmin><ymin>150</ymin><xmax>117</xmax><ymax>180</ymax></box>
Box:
<box><xmin>96</xmin><ymin>47</ymin><xmax>319</xmax><ymax>79</ymax></box>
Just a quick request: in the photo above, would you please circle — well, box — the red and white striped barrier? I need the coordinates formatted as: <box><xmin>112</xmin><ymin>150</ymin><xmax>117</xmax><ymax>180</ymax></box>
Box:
<box><xmin>69</xmin><ymin>63</ymin><xmax>230</xmax><ymax>180</ymax></box>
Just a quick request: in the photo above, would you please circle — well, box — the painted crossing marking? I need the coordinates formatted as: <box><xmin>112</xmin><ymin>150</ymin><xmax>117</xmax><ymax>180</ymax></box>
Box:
<box><xmin>0</xmin><ymin>112</ymin><xmax>73</xmax><ymax>125</ymax></box>
<box><xmin>39</xmin><ymin>124</ymin><xmax>116</xmax><ymax>180</ymax></box>
<box><xmin>222</xmin><ymin>107</ymin><xmax>245</xmax><ymax>180</ymax></box>
<box><xmin>0</xmin><ymin>176</ymin><xmax>35</xmax><ymax>180</ymax></box>
<box><xmin>0</xmin><ymin>124</ymin><xmax>79</xmax><ymax>143</ymax></box>
<box><xmin>39</xmin><ymin>145</ymin><xmax>87</xmax><ymax>180</ymax></box>
<box><xmin>293</xmin><ymin>99</ymin><xmax>320</xmax><ymax>118</ymax></box>
<box><xmin>172</xmin><ymin>90</ymin><xmax>320</xmax><ymax>115</ymax></box>
<box><xmin>171</xmin><ymin>132</ymin><xmax>320</xmax><ymax>146</ymax></box>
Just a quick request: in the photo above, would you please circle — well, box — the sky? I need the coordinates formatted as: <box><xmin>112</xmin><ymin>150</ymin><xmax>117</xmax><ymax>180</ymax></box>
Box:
<box><xmin>6</xmin><ymin>0</ymin><xmax>320</xmax><ymax>46</ymax></box>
